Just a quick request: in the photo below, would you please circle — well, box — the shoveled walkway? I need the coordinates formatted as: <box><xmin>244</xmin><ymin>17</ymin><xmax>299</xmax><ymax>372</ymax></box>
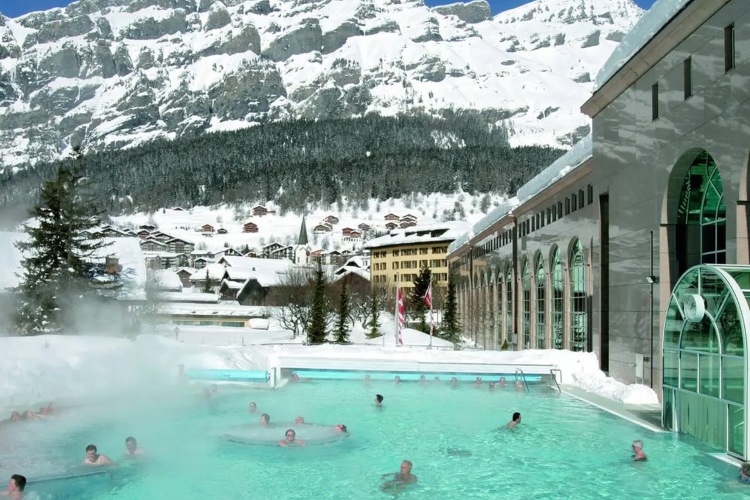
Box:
<box><xmin>560</xmin><ymin>385</ymin><xmax>664</xmax><ymax>432</ymax></box>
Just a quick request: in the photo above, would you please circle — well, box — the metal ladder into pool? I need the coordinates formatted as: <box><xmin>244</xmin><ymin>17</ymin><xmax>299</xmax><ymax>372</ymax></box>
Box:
<box><xmin>549</xmin><ymin>369</ymin><xmax>562</xmax><ymax>393</ymax></box>
<box><xmin>514</xmin><ymin>368</ymin><xmax>529</xmax><ymax>392</ymax></box>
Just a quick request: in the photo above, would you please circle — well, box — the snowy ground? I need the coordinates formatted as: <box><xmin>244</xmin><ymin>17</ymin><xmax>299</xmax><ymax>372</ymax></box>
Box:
<box><xmin>0</xmin><ymin>309</ymin><xmax>659</xmax><ymax>416</ymax></box>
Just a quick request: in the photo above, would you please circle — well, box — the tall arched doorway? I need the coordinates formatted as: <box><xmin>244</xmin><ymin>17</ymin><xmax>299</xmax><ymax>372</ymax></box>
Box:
<box><xmin>570</xmin><ymin>240</ymin><xmax>587</xmax><ymax>352</ymax></box>
<box><xmin>536</xmin><ymin>254</ymin><xmax>546</xmax><ymax>349</ymax></box>
<box><xmin>551</xmin><ymin>247</ymin><xmax>564</xmax><ymax>349</ymax></box>
<box><xmin>522</xmin><ymin>260</ymin><xmax>531</xmax><ymax>349</ymax></box>
<box><xmin>505</xmin><ymin>265</ymin><xmax>513</xmax><ymax>348</ymax></box>
<box><xmin>676</xmin><ymin>151</ymin><xmax>726</xmax><ymax>274</ymax></box>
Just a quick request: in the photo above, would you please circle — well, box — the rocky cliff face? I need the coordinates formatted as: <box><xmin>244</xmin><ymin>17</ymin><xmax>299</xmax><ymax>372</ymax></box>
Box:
<box><xmin>0</xmin><ymin>0</ymin><xmax>642</xmax><ymax>168</ymax></box>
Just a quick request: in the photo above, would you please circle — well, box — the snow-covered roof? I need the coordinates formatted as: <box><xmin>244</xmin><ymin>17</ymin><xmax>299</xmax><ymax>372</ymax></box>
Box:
<box><xmin>189</xmin><ymin>263</ymin><xmax>226</xmax><ymax>281</ymax></box>
<box><xmin>364</xmin><ymin>222</ymin><xmax>471</xmax><ymax>249</ymax></box>
<box><xmin>596</xmin><ymin>0</ymin><xmax>691</xmax><ymax>88</ymax></box>
<box><xmin>516</xmin><ymin>134</ymin><xmax>592</xmax><ymax>203</ymax></box>
<box><xmin>157</xmin><ymin>291</ymin><xmax>220</xmax><ymax>303</ymax></box>
<box><xmin>220</xmin><ymin>279</ymin><xmax>244</xmax><ymax>290</ymax></box>
<box><xmin>153</xmin><ymin>270</ymin><xmax>182</xmax><ymax>292</ymax></box>
<box><xmin>158</xmin><ymin>301</ymin><xmax>265</xmax><ymax>318</ymax></box>
<box><xmin>333</xmin><ymin>266</ymin><xmax>370</xmax><ymax>282</ymax></box>
<box><xmin>448</xmin><ymin>134</ymin><xmax>592</xmax><ymax>256</ymax></box>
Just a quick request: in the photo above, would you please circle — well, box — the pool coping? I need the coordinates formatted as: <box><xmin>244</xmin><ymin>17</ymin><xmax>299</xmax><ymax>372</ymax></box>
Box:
<box><xmin>560</xmin><ymin>385</ymin><xmax>665</xmax><ymax>433</ymax></box>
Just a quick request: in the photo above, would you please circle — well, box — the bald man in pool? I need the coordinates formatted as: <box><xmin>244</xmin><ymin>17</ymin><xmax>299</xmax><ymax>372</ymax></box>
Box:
<box><xmin>381</xmin><ymin>460</ymin><xmax>417</xmax><ymax>494</ymax></box>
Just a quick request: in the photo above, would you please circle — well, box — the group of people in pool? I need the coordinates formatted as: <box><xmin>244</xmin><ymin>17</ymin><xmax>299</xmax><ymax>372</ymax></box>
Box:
<box><xmin>0</xmin><ymin>438</ymin><xmax>144</xmax><ymax>499</ymax></box>
<box><xmin>82</xmin><ymin>437</ymin><xmax>146</xmax><ymax>466</ymax></box>
<box><xmin>3</xmin><ymin>403</ymin><xmax>56</xmax><ymax>423</ymax></box>
<box><xmin>247</xmin><ymin>401</ymin><xmax>348</xmax><ymax>447</ymax></box>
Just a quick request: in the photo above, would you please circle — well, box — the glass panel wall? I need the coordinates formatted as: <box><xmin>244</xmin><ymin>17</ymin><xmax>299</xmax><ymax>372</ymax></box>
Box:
<box><xmin>536</xmin><ymin>256</ymin><xmax>546</xmax><ymax>349</ymax></box>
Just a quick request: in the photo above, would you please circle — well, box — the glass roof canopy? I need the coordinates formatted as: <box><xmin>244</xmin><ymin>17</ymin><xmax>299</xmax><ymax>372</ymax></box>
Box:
<box><xmin>663</xmin><ymin>264</ymin><xmax>750</xmax><ymax>459</ymax></box>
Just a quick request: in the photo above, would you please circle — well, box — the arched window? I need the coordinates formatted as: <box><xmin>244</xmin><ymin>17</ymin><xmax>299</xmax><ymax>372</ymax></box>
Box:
<box><xmin>536</xmin><ymin>255</ymin><xmax>546</xmax><ymax>349</ymax></box>
<box><xmin>505</xmin><ymin>266</ymin><xmax>513</xmax><ymax>345</ymax></box>
<box><xmin>676</xmin><ymin>151</ymin><xmax>726</xmax><ymax>272</ymax></box>
<box><xmin>522</xmin><ymin>260</ymin><xmax>531</xmax><ymax>349</ymax></box>
<box><xmin>570</xmin><ymin>240</ymin><xmax>587</xmax><ymax>352</ymax></box>
<box><xmin>551</xmin><ymin>248</ymin><xmax>564</xmax><ymax>349</ymax></box>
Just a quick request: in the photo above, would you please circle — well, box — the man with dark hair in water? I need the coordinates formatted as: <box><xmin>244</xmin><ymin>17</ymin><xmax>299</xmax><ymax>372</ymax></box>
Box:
<box><xmin>375</xmin><ymin>394</ymin><xmax>384</xmax><ymax>407</ymax></box>
<box><xmin>1</xmin><ymin>475</ymin><xmax>25</xmax><ymax>499</ymax></box>
<box><xmin>83</xmin><ymin>444</ymin><xmax>112</xmax><ymax>466</ymax></box>
<box><xmin>124</xmin><ymin>437</ymin><xmax>145</xmax><ymax>457</ymax></box>
<box><xmin>507</xmin><ymin>412</ymin><xmax>522</xmax><ymax>429</ymax></box>
<box><xmin>381</xmin><ymin>460</ymin><xmax>417</xmax><ymax>494</ymax></box>
<box><xmin>260</xmin><ymin>413</ymin><xmax>270</xmax><ymax>426</ymax></box>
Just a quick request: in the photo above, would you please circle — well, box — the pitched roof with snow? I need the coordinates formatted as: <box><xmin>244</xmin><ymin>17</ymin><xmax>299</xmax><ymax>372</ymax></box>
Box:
<box><xmin>153</xmin><ymin>270</ymin><xmax>183</xmax><ymax>291</ymax></box>
<box><xmin>365</xmin><ymin>222</ymin><xmax>471</xmax><ymax>249</ymax></box>
<box><xmin>189</xmin><ymin>263</ymin><xmax>226</xmax><ymax>281</ymax></box>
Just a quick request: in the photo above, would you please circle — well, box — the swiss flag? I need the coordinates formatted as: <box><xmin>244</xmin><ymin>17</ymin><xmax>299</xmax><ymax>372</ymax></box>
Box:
<box><xmin>422</xmin><ymin>282</ymin><xmax>432</xmax><ymax>309</ymax></box>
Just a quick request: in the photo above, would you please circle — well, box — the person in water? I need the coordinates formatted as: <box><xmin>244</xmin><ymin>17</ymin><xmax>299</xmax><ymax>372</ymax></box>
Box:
<box><xmin>83</xmin><ymin>444</ymin><xmax>112</xmax><ymax>466</ymax></box>
<box><xmin>507</xmin><ymin>412</ymin><xmax>522</xmax><ymax>429</ymax></box>
<box><xmin>394</xmin><ymin>376</ymin><xmax>401</xmax><ymax>385</ymax></box>
<box><xmin>260</xmin><ymin>413</ymin><xmax>270</xmax><ymax>426</ymax></box>
<box><xmin>124</xmin><ymin>437</ymin><xmax>145</xmax><ymax>457</ymax></box>
<box><xmin>1</xmin><ymin>475</ymin><xmax>25</xmax><ymax>499</ymax></box>
<box><xmin>515</xmin><ymin>380</ymin><xmax>524</xmax><ymax>391</ymax></box>
<box><xmin>375</xmin><ymin>394</ymin><xmax>384</xmax><ymax>407</ymax></box>
<box><xmin>419</xmin><ymin>375</ymin><xmax>427</xmax><ymax>386</ymax></box>
<box><xmin>739</xmin><ymin>462</ymin><xmax>750</xmax><ymax>483</ymax></box>
<box><xmin>248</xmin><ymin>402</ymin><xmax>258</xmax><ymax>414</ymax></box>
<box><xmin>279</xmin><ymin>429</ymin><xmax>306</xmax><ymax>447</ymax></box>
<box><xmin>450</xmin><ymin>377</ymin><xmax>458</xmax><ymax>388</ymax></box>
<box><xmin>498</xmin><ymin>377</ymin><xmax>507</xmax><ymax>388</ymax></box>
<box><xmin>474</xmin><ymin>377</ymin><xmax>483</xmax><ymax>386</ymax></box>
<box><xmin>631</xmin><ymin>440</ymin><xmax>647</xmax><ymax>461</ymax></box>
<box><xmin>334</xmin><ymin>424</ymin><xmax>348</xmax><ymax>432</ymax></box>
<box><xmin>381</xmin><ymin>460</ymin><xmax>417</xmax><ymax>494</ymax></box>
<box><xmin>295</xmin><ymin>416</ymin><xmax>305</xmax><ymax>424</ymax></box>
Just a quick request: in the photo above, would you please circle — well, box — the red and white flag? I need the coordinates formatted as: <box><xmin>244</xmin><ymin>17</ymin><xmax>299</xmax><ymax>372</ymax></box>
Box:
<box><xmin>396</xmin><ymin>287</ymin><xmax>405</xmax><ymax>346</ymax></box>
<box><xmin>422</xmin><ymin>283</ymin><xmax>432</xmax><ymax>309</ymax></box>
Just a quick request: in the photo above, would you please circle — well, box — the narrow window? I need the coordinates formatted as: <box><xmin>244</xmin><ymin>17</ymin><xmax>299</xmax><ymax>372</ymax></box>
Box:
<box><xmin>587</xmin><ymin>184</ymin><xmax>594</xmax><ymax>205</ymax></box>
<box><xmin>578</xmin><ymin>189</ymin><xmax>585</xmax><ymax>209</ymax></box>
<box><xmin>565</xmin><ymin>198</ymin><xmax>570</xmax><ymax>215</ymax></box>
<box><xmin>558</xmin><ymin>201</ymin><xmax>563</xmax><ymax>217</ymax></box>
<box><xmin>725</xmin><ymin>24</ymin><xmax>735</xmax><ymax>72</ymax></box>
<box><xmin>571</xmin><ymin>193</ymin><xmax>578</xmax><ymax>212</ymax></box>
<box><xmin>651</xmin><ymin>83</ymin><xmax>659</xmax><ymax>120</ymax></box>
<box><xmin>683</xmin><ymin>57</ymin><xmax>692</xmax><ymax>99</ymax></box>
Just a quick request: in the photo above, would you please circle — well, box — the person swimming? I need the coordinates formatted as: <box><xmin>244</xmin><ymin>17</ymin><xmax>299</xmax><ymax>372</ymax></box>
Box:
<box><xmin>334</xmin><ymin>424</ymin><xmax>348</xmax><ymax>432</ymax></box>
<box><xmin>375</xmin><ymin>394</ymin><xmax>384</xmax><ymax>407</ymax></box>
<box><xmin>507</xmin><ymin>412</ymin><xmax>522</xmax><ymax>429</ymax></box>
<box><xmin>631</xmin><ymin>440</ymin><xmax>647</xmax><ymax>461</ymax></box>
<box><xmin>498</xmin><ymin>377</ymin><xmax>507</xmax><ymax>388</ymax></box>
<box><xmin>83</xmin><ymin>444</ymin><xmax>112</xmax><ymax>466</ymax></box>
<box><xmin>260</xmin><ymin>413</ymin><xmax>270</xmax><ymax>426</ymax></box>
<box><xmin>279</xmin><ymin>429</ymin><xmax>306</xmax><ymax>447</ymax></box>
<box><xmin>394</xmin><ymin>376</ymin><xmax>401</xmax><ymax>385</ymax></box>
<box><xmin>419</xmin><ymin>375</ymin><xmax>427</xmax><ymax>386</ymax></box>
<box><xmin>248</xmin><ymin>402</ymin><xmax>258</xmax><ymax>414</ymax></box>
<box><xmin>380</xmin><ymin>460</ymin><xmax>417</xmax><ymax>494</ymax></box>
<box><xmin>450</xmin><ymin>377</ymin><xmax>458</xmax><ymax>388</ymax></box>
<box><xmin>474</xmin><ymin>377</ymin><xmax>483</xmax><ymax>386</ymax></box>
<box><xmin>124</xmin><ymin>437</ymin><xmax>145</xmax><ymax>457</ymax></box>
<box><xmin>295</xmin><ymin>416</ymin><xmax>305</xmax><ymax>424</ymax></box>
<box><xmin>2</xmin><ymin>474</ymin><xmax>25</xmax><ymax>499</ymax></box>
<box><xmin>515</xmin><ymin>380</ymin><xmax>524</xmax><ymax>391</ymax></box>
<box><xmin>489</xmin><ymin>382</ymin><xmax>496</xmax><ymax>392</ymax></box>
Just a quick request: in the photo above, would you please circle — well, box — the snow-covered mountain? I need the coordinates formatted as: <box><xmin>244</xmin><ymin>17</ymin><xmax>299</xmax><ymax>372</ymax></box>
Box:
<box><xmin>0</xmin><ymin>0</ymin><xmax>642</xmax><ymax>168</ymax></box>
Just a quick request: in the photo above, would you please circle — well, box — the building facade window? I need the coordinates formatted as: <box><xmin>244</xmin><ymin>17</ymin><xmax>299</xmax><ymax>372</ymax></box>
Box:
<box><xmin>725</xmin><ymin>24</ymin><xmax>735</xmax><ymax>72</ymax></box>
<box><xmin>684</xmin><ymin>57</ymin><xmax>692</xmax><ymax>99</ymax></box>
<box><xmin>522</xmin><ymin>261</ymin><xmax>531</xmax><ymax>349</ymax></box>
<box><xmin>536</xmin><ymin>256</ymin><xmax>546</xmax><ymax>349</ymax></box>
<box><xmin>551</xmin><ymin>248</ymin><xmax>564</xmax><ymax>349</ymax></box>
<box><xmin>652</xmin><ymin>82</ymin><xmax>659</xmax><ymax>120</ymax></box>
<box><xmin>505</xmin><ymin>267</ymin><xmax>513</xmax><ymax>344</ymax></box>
<box><xmin>570</xmin><ymin>240</ymin><xmax>587</xmax><ymax>352</ymax></box>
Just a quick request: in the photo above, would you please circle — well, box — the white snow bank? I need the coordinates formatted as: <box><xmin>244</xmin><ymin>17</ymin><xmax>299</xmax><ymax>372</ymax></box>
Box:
<box><xmin>0</xmin><ymin>335</ymin><xmax>659</xmax><ymax>412</ymax></box>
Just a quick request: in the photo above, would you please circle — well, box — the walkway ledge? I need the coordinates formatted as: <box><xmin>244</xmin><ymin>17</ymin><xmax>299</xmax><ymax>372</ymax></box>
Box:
<box><xmin>560</xmin><ymin>385</ymin><xmax>665</xmax><ymax>433</ymax></box>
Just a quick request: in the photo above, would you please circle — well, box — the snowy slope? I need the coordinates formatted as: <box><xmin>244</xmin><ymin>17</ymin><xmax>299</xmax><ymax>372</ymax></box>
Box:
<box><xmin>0</xmin><ymin>0</ymin><xmax>642</xmax><ymax>168</ymax></box>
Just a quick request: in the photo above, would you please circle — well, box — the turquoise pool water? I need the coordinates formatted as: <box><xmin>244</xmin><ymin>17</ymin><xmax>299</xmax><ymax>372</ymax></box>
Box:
<box><xmin>0</xmin><ymin>380</ymin><xmax>747</xmax><ymax>499</ymax></box>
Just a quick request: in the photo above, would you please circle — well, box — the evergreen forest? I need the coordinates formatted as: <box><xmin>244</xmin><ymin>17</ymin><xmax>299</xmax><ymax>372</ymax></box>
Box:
<box><xmin>0</xmin><ymin>114</ymin><xmax>564</xmax><ymax>220</ymax></box>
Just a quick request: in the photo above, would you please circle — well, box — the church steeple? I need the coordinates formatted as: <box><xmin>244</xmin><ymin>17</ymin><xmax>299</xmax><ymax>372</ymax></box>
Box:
<box><xmin>297</xmin><ymin>215</ymin><xmax>309</xmax><ymax>246</ymax></box>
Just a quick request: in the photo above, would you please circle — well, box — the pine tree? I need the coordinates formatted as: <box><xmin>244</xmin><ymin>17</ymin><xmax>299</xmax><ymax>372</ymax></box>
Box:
<box><xmin>366</xmin><ymin>287</ymin><xmax>381</xmax><ymax>339</ymax></box>
<box><xmin>409</xmin><ymin>267</ymin><xmax>431</xmax><ymax>334</ymax></box>
<box><xmin>307</xmin><ymin>258</ymin><xmax>328</xmax><ymax>344</ymax></box>
<box><xmin>440</xmin><ymin>273</ymin><xmax>461</xmax><ymax>344</ymax></box>
<box><xmin>15</xmin><ymin>155</ymin><xmax>109</xmax><ymax>334</ymax></box>
<box><xmin>334</xmin><ymin>279</ymin><xmax>351</xmax><ymax>344</ymax></box>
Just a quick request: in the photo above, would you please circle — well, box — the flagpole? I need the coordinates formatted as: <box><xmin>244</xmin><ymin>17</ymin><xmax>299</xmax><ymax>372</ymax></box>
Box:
<box><xmin>395</xmin><ymin>273</ymin><xmax>400</xmax><ymax>347</ymax></box>
<box><xmin>429</xmin><ymin>275</ymin><xmax>433</xmax><ymax>349</ymax></box>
